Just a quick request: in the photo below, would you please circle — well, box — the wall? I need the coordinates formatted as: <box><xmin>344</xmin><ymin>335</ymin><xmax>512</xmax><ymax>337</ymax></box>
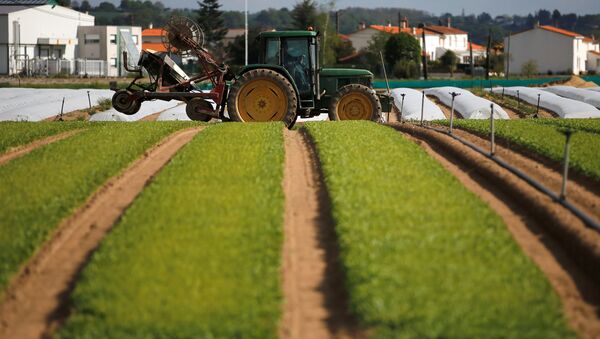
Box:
<box><xmin>505</xmin><ymin>28</ymin><xmax>574</xmax><ymax>75</ymax></box>
<box><xmin>347</xmin><ymin>28</ymin><xmax>378</xmax><ymax>51</ymax></box>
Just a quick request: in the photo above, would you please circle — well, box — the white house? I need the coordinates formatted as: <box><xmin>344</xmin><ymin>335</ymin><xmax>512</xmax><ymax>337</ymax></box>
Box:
<box><xmin>345</xmin><ymin>18</ymin><xmax>485</xmax><ymax>63</ymax></box>
<box><xmin>0</xmin><ymin>3</ymin><xmax>94</xmax><ymax>75</ymax></box>
<box><xmin>505</xmin><ymin>25</ymin><xmax>600</xmax><ymax>75</ymax></box>
<box><xmin>77</xmin><ymin>25</ymin><xmax>142</xmax><ymax>76</ymax></box>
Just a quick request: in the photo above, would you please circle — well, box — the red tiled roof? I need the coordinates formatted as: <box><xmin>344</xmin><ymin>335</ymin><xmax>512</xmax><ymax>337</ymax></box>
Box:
<box><xmin>425</xmin><ymin>25</ymin><xmax>467</xmax><ymax>35</ymax></box>
<box><xmin>142</xmin><ymin>28</ymin><xmax>165</xmax><ymax>37</ymax></box>
<box><xmin>338</xmin><ymin>34</ymin><xmax>350</xmax><ymax>41</ymax></box>
<box><xmin>539</xmin><ymin>25</ymin><xmax>594</xmax><ymax>42</ymax></box>
<box><xmin>589</xmin><ymin>50</ymin><xmax>600</xmax><ymax>56</ymax></box>
<box><xmin>369</xmin><ymin>25</ymin><xmax>431</xmax><ymax>36</ymax></box>
<box><xmin>338</xmin><ymin>50</ymin><xmax>366</xmax><ymax>63</ymax></box>
<box><xmin>469</xmin><ymin>42</ymin><xmax>485</xmax><ymax>51</ymax></box>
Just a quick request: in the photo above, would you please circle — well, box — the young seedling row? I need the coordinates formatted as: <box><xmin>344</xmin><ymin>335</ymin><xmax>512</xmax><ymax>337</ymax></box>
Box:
<box><xmin>0</xmin><ymin>120</ymin><xmax>598</xmax><ymax>338</ymax></box>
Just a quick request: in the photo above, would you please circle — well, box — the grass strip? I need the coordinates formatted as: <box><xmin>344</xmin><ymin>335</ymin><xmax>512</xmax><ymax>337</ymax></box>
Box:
<box><xmin>59</xmin><ymin>123</ymin><xmax>285</xmax><ymax>339</ymax></box>
<box><xmin>305</xmin><ymin>121</ymin><xmax>574</xmax><ymax>338</ymax></box>
<box><xmin>0</xmin><ymin>122</ymin><xmax>84</xmax><ymax>154</ymax></box>
<box><xmin>472</xmin><ymin>88</ymin><xmax>537</xmax><ymax>117</ymax></box>
<box><xmin>0</xmin><ymin>122</ymin><xmax>193</xmax><ymax>291</ymax></box>
<box><xmin>439</xmin><ymin>119</ymin><xmax>600</xmax><ymax>181</ymax></box>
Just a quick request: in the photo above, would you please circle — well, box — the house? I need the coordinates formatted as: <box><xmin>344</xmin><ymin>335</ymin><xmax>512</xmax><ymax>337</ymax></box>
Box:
<box><xmin>505</xmin><ymin>24</ymin><xmax>600</xmax><ymax>75</ymax></box>
<box><xmin>77</xmin><ymin>26</ymin><xmax>142</xmax><ymax>77</ymax></box>
<box><xmin>0</xmin><ymin>1</ymin><xmax>94</xmax><ymax>74</ymax></box>
<box><xmin>589</xmin><ymin>51</ymin><xmax>600</xmax><ymax>73</ymax></box>
<box><xmin>345</xmin><ymin>18</ymin><xmax>485</xmax><ymax>63</ymax></box>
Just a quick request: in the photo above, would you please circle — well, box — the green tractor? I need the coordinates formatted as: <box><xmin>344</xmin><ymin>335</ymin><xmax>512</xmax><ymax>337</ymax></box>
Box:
<box><xmin>112</xmin><ymin>17</ymin><xmax>390</xmax><ymax>127</ymax></box>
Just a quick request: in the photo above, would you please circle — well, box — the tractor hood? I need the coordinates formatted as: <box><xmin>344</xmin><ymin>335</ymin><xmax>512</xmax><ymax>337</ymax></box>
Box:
<box><xmin>320</xmin><ymin>68</ymin><xmax>373</xmax><ymax>78</ymax></box>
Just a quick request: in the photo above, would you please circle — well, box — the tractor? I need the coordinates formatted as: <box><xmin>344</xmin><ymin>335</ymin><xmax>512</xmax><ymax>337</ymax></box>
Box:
<box><xmin>111</xmin><ymin>16</ymin><xmax>390</xmax><ymax>127</ymax></box>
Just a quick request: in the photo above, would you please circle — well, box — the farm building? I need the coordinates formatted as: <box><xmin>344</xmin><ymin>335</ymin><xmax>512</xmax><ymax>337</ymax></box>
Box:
<box><xmin>505</xmin><ymin>24</ymin><xmax>600</xmax><ymax>75</ymax></box>
<box><xmin>77</xmin><ymin>26</ymin><xmax>142</xmax><ymax>77</ymax></box>
<box><xmin>0</xmin><ymin>1</ymin><xmax>94</xmax><ymax>75</ymax></box>
<box><xmin>345</xmin><ymin>18</ymin><xmax>485</xmax><ymax>63</ymax></box>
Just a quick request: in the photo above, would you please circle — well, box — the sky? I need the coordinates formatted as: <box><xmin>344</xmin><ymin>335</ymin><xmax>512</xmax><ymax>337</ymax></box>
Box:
<box><xmin>145</xmin><ymin>0</ymin><xmax>600</xmax><ymax>16</ymax></box>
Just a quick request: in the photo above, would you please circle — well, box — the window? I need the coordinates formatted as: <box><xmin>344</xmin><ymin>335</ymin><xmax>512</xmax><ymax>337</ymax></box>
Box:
<box><xmin>84</xmin><ymin>34</ymin><xmax>100</xmax><ymax>44</ymax></box>
<box><xmin>264</xmin><ymin>38</ymin><xmax>280</xmax><ymax>64</ymax></box>
<box><xmin>132</xmin><ymin>35</ymin><xmax>138</xmax><ymax>44</ymax></box>
<box><xmin>110</xmin><ymin>58</ymin><xmax>117</xmax><ymax>67</ymax></box>
<box><xmin>110</xmin><ymin>34</ymin><xmax>117</xmax><ymax>44</ymax></box>
<box><xmin>282</xmin><ymin>38</ymin><xmax>310</xmax><ymax>95</ymax></box>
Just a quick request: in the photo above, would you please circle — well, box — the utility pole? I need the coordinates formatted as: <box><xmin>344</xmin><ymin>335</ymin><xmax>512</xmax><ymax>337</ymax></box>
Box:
<box><xmin>505</xmin><ymin>33</ymin><xmax>511</xmax><ymax>80</ymax></box>
<box><xmin>469</xmin><ymin>37</ymin><xmax>474</xmax><ymax>78</ymax></box>
<box><xmin>336</xmin><ymin>11</ymin><xmax>340</xmax><ymax>34</ymax></box>
<box><xmin>419</xmin><ymin>23</ymin><xmax>428</xmax><ymax>80</ymax></box>
<box><xmin>485</xmin><ymin>29</ymin><xmax>491</xmax><ymax>80</ymax></box>
<box><xmin>245</xmin><ymin>0</ymin><xmax>248</xmax><ymax>66</ymax></box>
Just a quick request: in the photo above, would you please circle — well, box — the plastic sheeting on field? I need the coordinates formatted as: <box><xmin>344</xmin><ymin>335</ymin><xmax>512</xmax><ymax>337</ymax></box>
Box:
<box><xmin>90</xmin><ymin>100</ymin><xmax>181</xmax><ymax>122</ymax></box>
<box><xmin>586</xmin><ymin>87</ymin><xmax>600</xmax><ymax>92</ymax></box>
<box><xmin>391</xmin><ymin>88</ymin><xmax>445</xmax><ymax>121</ymax></box>
<box><xmin>495</xmin><ymin>86</ymin><xmax>600</xmax><ymax>118</ymax></box>
<box><xmin>156</xmin><ymin>104</ymin><xmax>189</xmax><ymax>121</ymax></box>
<box><xmin>542</xmin><ymin>86</ymin><xmax>600</xmax><ymax>109</ymax></box>
<box><xmin>0</xmin><ymin>88</ymin><xmax>113</xmax><ymax>121</ymax></box>
<box><xmin>424</xmin><ymin>87</ymin><xmax>509</xmax><ymax>119</ymax></box>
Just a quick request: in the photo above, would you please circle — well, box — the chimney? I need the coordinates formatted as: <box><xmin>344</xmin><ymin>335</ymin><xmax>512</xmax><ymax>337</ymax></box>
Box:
<box><xmin>447</xmin><ymin>17</ymin><xmax>452</xmax><ymax>27</ymax></box>
<box><xmin>412</xmin><ymin>27</ymin><xmax>417</xmax><ymax>35</ymax></box>
<box><xmin>401</xmin><ymin>17</ymin><xmax>409</xmax><ymax>29</ymax></box>
<box><xmin>535</xmin><ymin>20</ymin><xmax>540</xmax><ymax>28</ymax></box>
<box><xmin>358</xmin><ymin>22</ymin><xmax>366</xmax><ymax>30</ymax></box>
<box><xmin>387</xmin><ymin>20</ymin><xmax>392</xmax><ymax>27</ymax></box>
<box><xmin>149</xmin><ymin>22</ymin><xmax>153</xmax><ymax>29</ymax></box>
<box><xmin>438</xmin><ymin>19</ymin><xmax>442</xmax><ymax>26</ymax></box>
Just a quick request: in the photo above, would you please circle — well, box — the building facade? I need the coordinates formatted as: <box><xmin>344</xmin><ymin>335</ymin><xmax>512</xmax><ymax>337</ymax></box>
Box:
<box><xmin>505</xmin><ymin>25</ymin><xmax>600</xmax><ymax>75</ymax></box>
<box><xmin>0</xmin><ymin>4</ymin><xmax>94</xmax><ymax>74</ymax></box>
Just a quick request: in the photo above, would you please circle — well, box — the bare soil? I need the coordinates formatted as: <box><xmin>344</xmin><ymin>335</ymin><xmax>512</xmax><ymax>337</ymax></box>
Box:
<box><xmin>0</xmin><ymin>127</ymin><xmax>202</xmax><ymax>339</ymax></box>
<box><xmin>392</xmin><ymin>123</ymin><xmax>600</xmax><ymax>339</ymax></box>
<box><xmin>428</xmin><ymin>96</ymin><xmax>465</xmax><ymax>119</ymax></box>
<box><xmin>280</xmin><ymin>129</ymin><xmax>360</xmax><ymax>339</ymax></box>
<box><xmin>0</xmin><ymin>129</ymin><xmax>82</xmax><ymax>166</ymax></box>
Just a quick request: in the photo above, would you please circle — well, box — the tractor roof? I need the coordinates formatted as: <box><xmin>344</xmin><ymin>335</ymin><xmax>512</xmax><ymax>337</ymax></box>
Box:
<box><xmin>258</xmin><ymin>30</ymin><xmax>318</xmax><ymax>39</ymax></box>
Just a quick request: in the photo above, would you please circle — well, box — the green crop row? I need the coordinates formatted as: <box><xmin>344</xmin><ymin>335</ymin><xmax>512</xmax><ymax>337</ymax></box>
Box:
<box><xmin>59</xmin><ymin>123</ymin><xmax>285</xmax><ymax>338</ymax></box>
<box><xmin>442</xmin><ymin>119</ymin><xmax>600</xmax><ymax>181</ymax></box>
<box><xmin>0</xmin><ymin>122</ymin><xmax>84</xmax><ymax>154</ymax></box>
<box><xmin>304</xmin><ymin>121</ymin><xmax>573</xmax><ymax>338</ymax></box>
<box><xmin>530</xmin><ymin>118</ymin><xmax>600</xmax><ymax>135</ymax></box>
<box><xmin>0</xmin><ymin>122</ymin><xmax>192</xmax><ymax>292</ymax></box>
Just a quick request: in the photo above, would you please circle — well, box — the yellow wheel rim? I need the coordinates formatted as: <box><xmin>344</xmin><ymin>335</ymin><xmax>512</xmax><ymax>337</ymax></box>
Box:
<box><xmin>336</xmin><ymin>93</ymin><xmax>373</xmax><ymax>120</ymax></box>
<box><xmin>236</xmin><ymin>79</ymin><xmax>288</xmax><ymax>122</ymax></box>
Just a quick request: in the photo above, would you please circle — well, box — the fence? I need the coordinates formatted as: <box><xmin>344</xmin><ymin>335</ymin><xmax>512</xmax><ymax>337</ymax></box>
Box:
<box><xmin>13</xmin><ymin>58</ymin><xmax>117</xmax><ymax>77</ymax></box>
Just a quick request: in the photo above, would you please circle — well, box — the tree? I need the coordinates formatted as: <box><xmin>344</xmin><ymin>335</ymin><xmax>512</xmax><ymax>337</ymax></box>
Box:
<box><xmin>227</xmin><ymin>27</ymin><xmax>262</xmax><ymax>65</ymax></box>
<box><xmin>537</xmin><ymin>9</ymin><xmax>552</xmax><ymax>25</ymax></box>
<box><xmin>477</xmin><ymin>12</ymin><xmax>492</xmax><ymax>24</ymax></box>
<box><xmin>96</xmin><ymin>1</ymin><xmax>116</xmax><ymax>11</ymax></box>
<box><xmin>393</xmin><ymin>60</ymin><xmax>420</xmax><ymax>79</ymax></box>
<box><xmin>291</xmin><ymin>0</ymin><xmax>317</xmax><ymax>30</ymax></box>
<box><xmin>521</xmin><ymin>60</ymin><xmax>538</xmax><ymax>77</ymax></box>
<box><xmin>71</xmin><ymin>0</ymin><xmax>80</xmax><ymax>10</ymax></box>
<box><xmin>552</xmin><ymin>10</ymin><xmax>562</xmax><ymax>26</ymax></box>
<box><xmin>440</xmin><ymin>50</ymin><xmax>459</xmax><ymax>77</ymax></box>
<box><xmin>196</xmin><ymin>0</ymin><xmax>228</xmax><ymax>50</ymax></box>
<box><xmin>79</xmin><ymin>0</ymin><xmax>91</xmax><ymax>12</ymax></box>
<box><xmin>56</xmin><ymin>0</ymin><xmax>71</xmax><ymax>6</ymax></box>
<box><xmin>384</xmin><ymin>32</ymin><xmax>421</xmax><ymax>69</ymax></box>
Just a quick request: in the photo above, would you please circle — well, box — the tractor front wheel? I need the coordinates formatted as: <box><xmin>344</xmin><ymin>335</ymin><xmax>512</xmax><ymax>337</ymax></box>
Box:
<box><xmin>329</xmin><ymin>84</ymin><xmax>382</xmax><ymax>122</ymax></box>
<box><xmin>227</xmin><ymin>69</ymin><xmax>297</xmax><ymax>128</ymax></box>
<box><xmin>186</xmin><ymin>98</ymin><xmax>214</xmax><ymax>122</ymax></box>
<box><xmin>112</xmin><ymin>90</ymin><xmax>141</xmax><ymax>115</ymax></box>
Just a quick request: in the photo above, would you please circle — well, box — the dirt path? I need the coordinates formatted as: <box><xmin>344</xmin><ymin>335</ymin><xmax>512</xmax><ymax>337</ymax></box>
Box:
<box><xmin>428</xmin><ymin>96</ymin><xmax>465</xmax><ymax>119</ymax></box>
<box><xmin>392</xmin><ymin>123</ymin><xmax>600</xmax><ymax>339</ymax></box>
<box><xmin>0</xmin><ymin>127</ymin><xmax>202</xmax><ymax>339</ymax></box>
<box><xmin>0</xmin><ymin>129</ymin><xmax>82</xmax><ymax>166</ymax></box>
<box><xmin>280</xmin><ymin>129</ymin><xmax>359</xmax><ymax>339</ymax></box>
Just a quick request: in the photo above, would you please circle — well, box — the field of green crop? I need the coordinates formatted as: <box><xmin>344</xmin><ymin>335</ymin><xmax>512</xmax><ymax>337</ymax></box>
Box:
<box><xmin>0</xmin><ymin>122</ymin><xmax>84</xmax><ymax>154</ymax></box>
<box><xmin>59</xmin><ymin>123</ymin><xmax>285</xmax><ymax>338</ymax></box>
<box><xmin>531</xmin><ymin>118</ymin><xmax>600</xmax><ymax>135</ymax></box>
<box><xmin>442</xmin><ymin>119</ymin><xmax>600</xmax><ymax>181</ymax></box>
<box><xmin>0</xmin><ymin>122</ymin><xmax>192</xmax><ymax>292</ymax></box>
<box><xmin>305</xmin><ymin>121</ymin><xmax>574</xmax><ymax>338</ymax></box>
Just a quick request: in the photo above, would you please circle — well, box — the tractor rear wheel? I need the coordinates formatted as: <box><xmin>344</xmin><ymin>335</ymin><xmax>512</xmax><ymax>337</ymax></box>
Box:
<box><xmin>112</xmin><ymin>90</ymin><xmax>141</xmax><ymax>115</ymax></box>
<box><xmin>227</xmin><ymin>69</ymin><xmax>297</xmax><ymax>128</ymax></box>
<box><xmin>329</xmin><ymin>84</ymin><xmax>382</xmax><ymax>122</ymax></box>
<box><xmin>186</xmin><ymin>98</ymin><xmax>214</xmax><ymax>122</ymax></box>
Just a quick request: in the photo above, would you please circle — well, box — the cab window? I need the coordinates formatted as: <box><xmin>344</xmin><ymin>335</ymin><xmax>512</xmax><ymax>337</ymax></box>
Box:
<box><xmin>265</xmin><ymin>38</ymin><xmax>280</xmax><ymax>64</ymax></box>
<box><xmin>282</xmin><ymin>38</ymin><xmax>311</xmax><ymax>95</ymax></box>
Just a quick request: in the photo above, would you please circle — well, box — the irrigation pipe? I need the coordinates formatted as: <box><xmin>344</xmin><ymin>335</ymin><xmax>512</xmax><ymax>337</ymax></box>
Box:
<box><xmin>421</xmin><ymin>124</ymin><xmax>600</xmax><ymax>233</ymax></box>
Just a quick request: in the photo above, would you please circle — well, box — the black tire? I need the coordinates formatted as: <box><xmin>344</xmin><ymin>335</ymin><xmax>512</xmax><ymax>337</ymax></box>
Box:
<box><xmin>328</xmin><ymin>84</ymin><xmax>382</xmax><ymax>122</ymax></box>
<box><xmin>186</xmin><ymin>98</ymin><xmax>214</xmax><ymax>122</ymax></box>
<box><xmin>227</xmin><ymin>69</ymin><xmax>297</xmax><ymax>128</ymax></box>
<box><xmin>112</xmin><ymin>90</ymin><xmax>141</xmax><ymax>115</ymax></box>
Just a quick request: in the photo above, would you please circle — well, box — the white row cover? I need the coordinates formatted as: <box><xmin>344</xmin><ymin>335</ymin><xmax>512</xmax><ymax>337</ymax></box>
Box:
<box><xmin>587</xmin><ymin>87</ymin><xmax>600</xmax><ymax>93</ymax></box>
<box><xmin>495</xmin><ymin>86</ymin><xmax>600</xmax><ymax>118</ymax></box>
<box><xmin>391</xmin><ymin>88</ymin><xmax>445</xmax><ymax>121</ymax></box>
<box><xmin>542</xmin><ymin>86</ymin><xmax>600</xmax><ymax>109</ymax></box>
<box><xmin>0</xmin><ymin>88</ymin><xmax>113</xmax><ymax>121</ymax></box>
<box><xmin>90</xmin><ymin>100</ymin><xmax>181</xmax><ymax>122</ymax></box>
<box><xmin>425</xmin><ymin>87</ymin><xmax>509</xmax><ymax>119</ymax></box>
